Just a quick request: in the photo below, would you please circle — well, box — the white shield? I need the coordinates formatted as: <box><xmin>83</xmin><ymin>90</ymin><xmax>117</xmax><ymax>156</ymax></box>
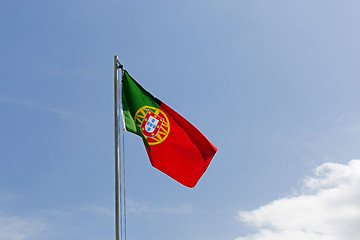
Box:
<box><xmin>145</xmin><ymin>115</ymin><xmax>159</xmax><ymax>133</ymax></box>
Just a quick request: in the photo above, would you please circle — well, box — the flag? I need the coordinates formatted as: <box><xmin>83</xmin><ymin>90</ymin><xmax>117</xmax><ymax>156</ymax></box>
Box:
<box><xmin>121</xmin><ymin>70</ymin><xmax>217</xmax><ymax>188</ymax></box>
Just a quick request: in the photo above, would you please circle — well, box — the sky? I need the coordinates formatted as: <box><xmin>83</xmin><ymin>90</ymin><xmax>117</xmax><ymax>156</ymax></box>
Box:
<box><xmin>1</xmin><ymin>0</ymin><xmax>360</xmax><ymax>239</ymax></box>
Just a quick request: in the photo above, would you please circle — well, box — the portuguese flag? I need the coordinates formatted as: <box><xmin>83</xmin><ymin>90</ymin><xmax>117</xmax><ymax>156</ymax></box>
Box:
<box><xmin>121</xmin><ymin>70</ymin><xmax>217</xmax><ymax>188</ymax></box>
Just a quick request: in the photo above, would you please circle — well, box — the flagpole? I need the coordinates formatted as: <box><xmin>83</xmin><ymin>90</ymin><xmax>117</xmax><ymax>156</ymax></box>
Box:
<box><xmin>114</xmin><ymin>55</ymin><xmax>123</xmax><ymax>240</ymax></box>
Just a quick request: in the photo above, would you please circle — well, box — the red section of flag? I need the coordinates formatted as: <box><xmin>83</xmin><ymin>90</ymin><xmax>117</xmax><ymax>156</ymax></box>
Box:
<box><xmin>145</xmin><ymin>103</ymin><xmax>217</xmax><ymax>188</ymax></box>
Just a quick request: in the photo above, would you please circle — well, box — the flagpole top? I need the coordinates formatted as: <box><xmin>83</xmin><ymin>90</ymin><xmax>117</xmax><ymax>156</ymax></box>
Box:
<box><xmin>117</xmin><ymin>61</ymin><xmax>123</xmax><ymax>70</ymax></box>
<box><xmin>114</xmin><ymin>55</ymin><xmax>124</xmax><ymax>70</ymax></box>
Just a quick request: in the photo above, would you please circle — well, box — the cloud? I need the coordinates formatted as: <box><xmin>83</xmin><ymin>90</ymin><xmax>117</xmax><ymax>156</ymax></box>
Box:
<box><xmin>0</xmin><ymin>94</ymin><xmax>95</xmax><ymax>128</ymax></box>
<box><xmin>236</xmin><ymin>160</ymin><xmax>360</xmax><ymax>240</ymax></box>
<box><xmin>0</xmin><ymin>190</ymin><xmax>47</xmax><ymax>240</ymax></box>
<box><xmin>0</xmin><ymin>188</ymin><xmax>112</xmax><ymax>240</ymax></box>
<box><xmin>127</xmin><ymin>199</ymin><xmax>195</xmax><ymax>215</ymax></box>
<box><xmin>0</xmin><ymin>94</ymin><xmax>70</xmax><ymax>118</ymax></box>
<box><xmin>0</xmin><ymin>214</ymin><xmax>46</xmax><ymax>240</ymax></box>
<box><xmin>80</xmin><ymin>204</ymin><xmax>113</xmax><ymax>217</ymax></box>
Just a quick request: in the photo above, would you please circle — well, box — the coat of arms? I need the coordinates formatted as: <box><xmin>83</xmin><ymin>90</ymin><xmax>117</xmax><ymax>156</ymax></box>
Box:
<box><xmin>140</xmin><ymin>110</ymin><xmax>164</xmax><ymax>138</ymax></box>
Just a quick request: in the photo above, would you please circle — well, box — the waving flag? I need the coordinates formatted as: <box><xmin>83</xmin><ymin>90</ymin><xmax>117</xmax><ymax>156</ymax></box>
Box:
<box><xmin>121</xmin><ymin>70</ymin><xmax>217</xmax><ymax>187</ymax></box>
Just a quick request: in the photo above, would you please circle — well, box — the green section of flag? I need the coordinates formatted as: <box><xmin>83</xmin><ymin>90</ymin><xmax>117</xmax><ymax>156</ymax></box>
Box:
<box><xmin>121</xmin><ymin>70</ymin><xmax>161</xmax><ymax>136</ymax></box>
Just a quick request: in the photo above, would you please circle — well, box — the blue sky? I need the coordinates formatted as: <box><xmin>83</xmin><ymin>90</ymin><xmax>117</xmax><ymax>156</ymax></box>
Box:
<box><xmin>1</xmin><ymin>0</ymin><xmax>360</xmax><ymax>239</ymax></box>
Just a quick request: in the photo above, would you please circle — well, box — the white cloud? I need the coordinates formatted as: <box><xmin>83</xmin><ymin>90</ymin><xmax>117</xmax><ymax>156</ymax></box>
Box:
<box><xmin>0</xmin><ymin>94</ymin><xmax>95</xmax><ymax>128</ymax></box>
<box><xmin>80</xmin><ymin>204</ymin><xmax>113</xmax><ymax>217</ymax></box>
<box><xmin>0</xmin><ymin>190</ymin><xmax>46</xmax><ymax>240</ymax></box>
<box><xmin>127</xmin><ymin>199</ymin><xmax>195</xmax><ymax>215</ymax></box>
<box><xmin>0</xmin><ymin>188</ymin><xmax>113</xmax><ymax>240</ymax></box>
<box><xmin>236</xmin><ymin>160</ymin><xmax>360</xmax><ymax>240</ymax></box>
<box><xmin>0</xmin><ymin>214</ymin><xmax>46</xmax><ymax>240</ymax></box>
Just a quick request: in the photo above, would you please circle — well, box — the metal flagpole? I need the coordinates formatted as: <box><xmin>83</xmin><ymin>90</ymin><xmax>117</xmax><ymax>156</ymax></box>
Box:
<box><xmin>114</xmin><ymin>55</ymin><xmax>123</xmax><ymax>240</ymax></box>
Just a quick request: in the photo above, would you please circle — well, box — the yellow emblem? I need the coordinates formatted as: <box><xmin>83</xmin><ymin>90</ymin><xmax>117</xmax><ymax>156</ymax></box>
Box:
<box><xmin>134</xmin><ymin>106</ymin><xmax>170</xmax><ymax>145</ymax></box>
